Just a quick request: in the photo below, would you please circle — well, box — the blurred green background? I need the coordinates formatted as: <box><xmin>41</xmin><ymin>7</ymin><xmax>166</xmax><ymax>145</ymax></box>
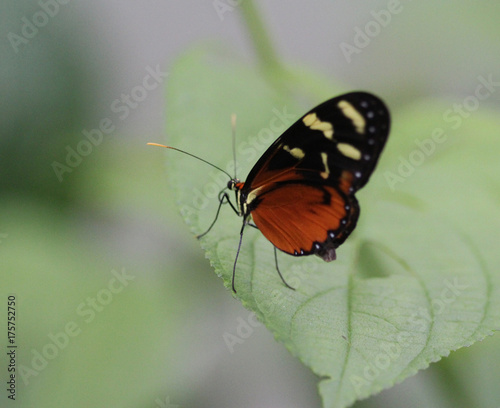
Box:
<box><xmin>1</xmin><ymin>1</ymin><xmax>499</xmax><ymax>407</ymax></box>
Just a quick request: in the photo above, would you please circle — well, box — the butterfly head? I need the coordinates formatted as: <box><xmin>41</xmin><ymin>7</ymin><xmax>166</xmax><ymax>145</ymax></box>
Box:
<box><xmin>227</xmin><ymin>179</ymin><xmax>243</xmax><ymax>191</ymax></box>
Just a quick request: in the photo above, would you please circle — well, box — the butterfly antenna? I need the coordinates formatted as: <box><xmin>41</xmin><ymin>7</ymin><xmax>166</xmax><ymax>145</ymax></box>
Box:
<box><xmin>231</xmin><ymin>113</ymin><xmax>237</xmax><ymax>180</ymax></box>
<box><xmin>147</xmin><ymin>143</ymin><xmax>232</xmax><ymax>179</ymax></box>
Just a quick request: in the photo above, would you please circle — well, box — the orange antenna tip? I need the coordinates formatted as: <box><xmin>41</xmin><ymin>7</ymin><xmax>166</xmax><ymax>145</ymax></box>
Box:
<box><xmin>147</xmin><ymin>142</ymin><xmax>171</xmax><ymax>148</ymax></box>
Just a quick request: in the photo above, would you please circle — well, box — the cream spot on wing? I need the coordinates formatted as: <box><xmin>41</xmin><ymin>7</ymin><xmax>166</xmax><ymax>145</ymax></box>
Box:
<box><xmin>338</xmin><ymin>100</ymin><xmax>366</xmax><ymax>134</ymax></box>
<box><xmin>320</xmin><ymin>152</ymin><xmax>330</xmax><ymax>179</ymax></box>
<box><xmin>302</xmin><ymin>112</ymin><xmax>334</xmax><ymax>139</ymax></box>
<box><xmin>246</xmin><ymin>186</ymin><xmax>263</xmax><ymax>206</ymax></box>
<box><xmin>337</xmin><ymin>142</ymin><xmax>362</xmax><ymax>160</ymax></box>
<box><xmin>283</xmin><ymin>145</ymin><xmax>305</xmax><ymax>160</ymax></box>
<box><xmin>302</xmin><ymin>113</ymin><xmax>317</xmax><ymax>127</ymax></box>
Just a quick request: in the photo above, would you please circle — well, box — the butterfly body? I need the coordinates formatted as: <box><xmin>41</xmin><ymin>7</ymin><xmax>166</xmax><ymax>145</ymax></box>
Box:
<box><xmin>228</xmin><ymin>92</ymin><xmax>390</xmax><ymax>265</ymax></box>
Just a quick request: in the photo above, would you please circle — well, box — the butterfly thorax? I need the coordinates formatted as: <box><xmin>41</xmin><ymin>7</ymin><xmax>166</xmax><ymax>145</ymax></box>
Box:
<box><xmin>228</xmin><ymin>179</ymin><xmax>263</xmax><ymax>217</ymax></box>
<box><xmin>227</xmin><ymin>179</ymin><xmax>245</xmax><ymax>216</ymax></box>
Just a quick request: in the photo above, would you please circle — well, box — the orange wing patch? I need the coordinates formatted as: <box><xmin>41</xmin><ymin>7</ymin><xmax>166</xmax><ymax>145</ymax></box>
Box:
<box><xmin>251</xmin><ymin>184</ymin><xmax>351</xmax><ymax>256</ymax></box>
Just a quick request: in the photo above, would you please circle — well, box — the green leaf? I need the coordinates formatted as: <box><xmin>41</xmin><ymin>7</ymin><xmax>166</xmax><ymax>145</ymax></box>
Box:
<box><xmin>165</xmin><ymin>45</ymin><xmax>500</xmax><ymax>408</ymax></box>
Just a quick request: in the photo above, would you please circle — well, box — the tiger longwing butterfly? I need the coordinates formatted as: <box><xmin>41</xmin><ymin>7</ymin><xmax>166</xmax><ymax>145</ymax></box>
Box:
<box><xmin>151</xmin><ymin>91</ymin><xmax>390</xmax><ymax>292</ymax></box>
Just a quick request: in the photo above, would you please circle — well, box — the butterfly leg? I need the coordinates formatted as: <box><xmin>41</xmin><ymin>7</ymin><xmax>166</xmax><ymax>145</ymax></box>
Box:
<box><xmin>273</xmin><ymin>247</ymin><xmax>295</xmax><ymax>290</ymax></box>
<box><xmin>197</xmin><ymin>191</ymin><xmax>239</xmax><ymax>239</ymax></box>
<box><xmin>232</xmin><ymin>217</ymin><xmax>248</xmax><ymax>293</ymax></box>
<box><xmin>232</xmin><ymin>220</ymin><xmax>296</xmax><ymax>292</ymax></box>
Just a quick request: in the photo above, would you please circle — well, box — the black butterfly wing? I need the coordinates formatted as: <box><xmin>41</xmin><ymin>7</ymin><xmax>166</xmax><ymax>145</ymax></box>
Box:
<box><xmin>240</xmin><ymin>92</ymin><xmax>390</xmax><ymax>259</ymax></box>
<box><xmin>244</xmin><ymin>92</ymin><xmax>390</xmax><ymax>193</ymax></box>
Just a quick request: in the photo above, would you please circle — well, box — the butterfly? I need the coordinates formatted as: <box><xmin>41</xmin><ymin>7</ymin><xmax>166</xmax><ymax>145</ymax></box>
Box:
<box><xmin>150</xmin><ymin>91</ymin><xmax>390</xmax><ymax>292</ymax></box>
